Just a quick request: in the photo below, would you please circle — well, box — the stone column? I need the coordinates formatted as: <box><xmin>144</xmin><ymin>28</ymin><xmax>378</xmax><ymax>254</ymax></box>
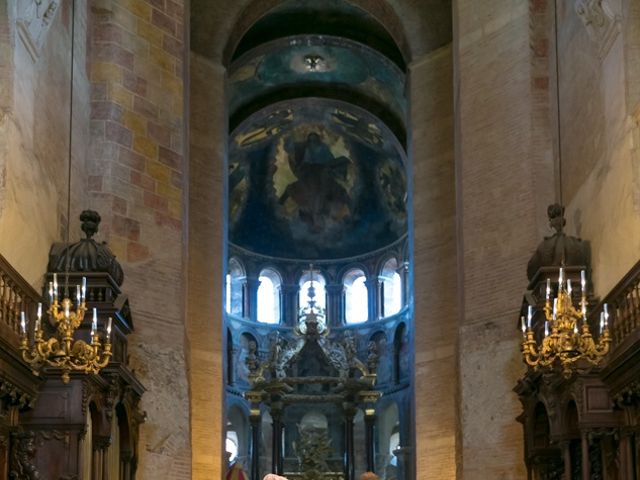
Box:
<box><xmin>270</xmin><ymin>403</ymin><xmax>284</xmax><ymax>475</ymax></box>
<box><xmin>246</xmin><ymin>277</ymin><xmax>261</xmax><ymax>323</ymax></box>
<box><xmin>399</xmin><ymin>262</ymin><xmax>409</xmax><ymax>308</ymax></box>
<box><xmin>365</xmin><ymin>277</ymin><xmax>381</xmax><ymax>322</ymax></box>
<box><xmin>249</xmin><ymin>410</ymin><xmax>261</xmax><ymax>480</ymax></box>
<box><xmin>343</xmin><ymin>403</ymin><xmax>356</xmax><ymax>480</ymax></box>
<box><xmin>393</xmin><ymin>446</ymin><xmax>413</xmax><ymax>480</ymax></box>
<box><xmin>326</xmin><ymin>283</ymin><xmax>344</xmax><ymax>326</ymax></box>
<box><xmin>280</xmin><ymin>284</ymin><xmax>299</xmax><ymax>327</ymax></box>
<box><xmin>364</xmin><ymin>409</ymin><xmax>376</xmax><ymax>473</ymax></box>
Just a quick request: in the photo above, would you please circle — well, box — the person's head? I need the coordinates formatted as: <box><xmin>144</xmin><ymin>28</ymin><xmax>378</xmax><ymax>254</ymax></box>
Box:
<box><xmin>263</xmin><ymin>475</ymin><xmax>288</xmax><ymax>480</ymax></box>
<box><xmin>360</xmin><ymin>473</ymin><xmax>380</xmax><ymax>480</ymax></box>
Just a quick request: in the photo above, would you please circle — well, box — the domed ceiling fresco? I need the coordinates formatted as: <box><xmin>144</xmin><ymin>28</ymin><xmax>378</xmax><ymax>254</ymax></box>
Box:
<box><xmin>229</xmin><ymin>36</ymin><xmax>406</xmax><ymax>142</ymax></box>
<box><xmin>229</xmin><ymin>98</ymin><xmax>407</xmax><ymax>260</ymax></box>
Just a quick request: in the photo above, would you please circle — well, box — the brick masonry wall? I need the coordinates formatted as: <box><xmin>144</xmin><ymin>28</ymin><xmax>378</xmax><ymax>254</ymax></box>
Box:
<box><xmin>86</xmin><ymin>0</ymin><xmax>190</xmax><ymax>477</ymax></box>
<box><xmin>455</xmin><ymin>0</ymin><xmax>545</xmax><ymax>478</ymax></box>
<box><xmin>411</xmin><ymin>45</ymin><xmax>459</xmax><ymax>479</ymax></box>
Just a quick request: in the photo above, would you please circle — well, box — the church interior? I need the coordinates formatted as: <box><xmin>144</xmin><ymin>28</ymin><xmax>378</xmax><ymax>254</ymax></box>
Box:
<box><xmin>1</xmin><ymin>0</ymin><xmax>639</xmax><ymax>479</ymax></box>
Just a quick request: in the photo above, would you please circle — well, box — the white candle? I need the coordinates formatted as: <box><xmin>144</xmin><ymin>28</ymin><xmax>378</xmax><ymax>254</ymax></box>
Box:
<box><xmin>49</xmin><ymin>282</ymin><xmax>54</xmax><ymax>303</ymax></box>
<box><xmin>581</xmin><ymin>270</ymin><xmax>586</xmax><ymax>290</ymax></box>
<box><xmin>600</xmin><ymin>312</ymin><xmax>604</xmax><ymax>334</ymax></box>
<box><xmin>544</xmin><ymin>320</ymin><xmax>549</xmax><ymax>337</ymax></box>
<box><xmin>92</xmin><ymin>308</ymin><xmax>97</xmax><ymax>335</ymax></box>
<box><xmin>553</xmin><ymin>298</ymin><xmax>558</xmax><ymax>319</ymax></box>
<box><xmin>558</xmin><ymin>267</ymin><xmax>564</xmax><ymax>289</ymax></box>
<box><xmin>603</xmin><ymin>303</ymin><xmax>609</xmax><ymax>327</ymax></box>
<box><xmin>546</xmin><ymin>278</ymin><xmax>551</xmax><ymax>300</ymax></box>
<box><xmin>520</xmin><ymin>316</ymin><xmax>526</xmax><ymax>334</ymax></box>
<box><xmin>20</xmin><ymin>311</ymin><xmax>26</xmax><ymax>335</ymax></box>
<box><xmin>567</xmin><ymin>279</ymin><xmax>572</xmax><ymax>297</ymax></box>
<box><xmin>81</xmin><ymin>277</ymin><xmax>87</xmax><ymax>302</ymax></box>
<box><xmin>527</xmin><ymin>305</ymin><xmax>533</xmax><ymax>329</ymax></box>
<box><xmin>107</xmin><ymin>317</ymin><xmax>112</xmax><ymax>336</ymax></box>
<box><xmin>76</xmin><ymin>285</ymin><xmax>81</xmax><ymax>305</ymax></box>
<box><xmin>53</xmin><ymin>273</ymin><xmax>58</xmax><ymax>298</ymax></box>
<box><xmin>36</xmin><ymin>303</ymin><xmax>41</xmax><ymax>331</ymax></box>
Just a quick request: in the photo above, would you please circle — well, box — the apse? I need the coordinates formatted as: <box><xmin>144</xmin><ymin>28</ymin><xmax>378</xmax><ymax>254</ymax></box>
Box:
<box><xmin>223</xmin><ymin>3</ymin><xmax>414</xmax><ymax>479</ymax></box>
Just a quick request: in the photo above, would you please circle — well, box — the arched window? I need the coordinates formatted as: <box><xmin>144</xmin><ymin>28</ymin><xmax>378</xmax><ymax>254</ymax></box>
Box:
<box><xmin>257</xmin><ymin>268</ymin><xmax>281</xmax><ymax>323</ymax></box>
<box><xmin>299</xmin><ymin>268</ymin><xmax>326</xmax><ymax>311</ymax></box>
<box><xmin>344</xmin><ymin>268</ymin><xmax>368</xmax><ymax>324</ymax></box>
<box><xmin>381</xmin><ymin>258</ymin><xmax>402</xmax><ymax>317</ymax></box>
<box><xmin>226</xmin><ymin>430</ymin><xmax>239</xmax><ymax>462</ymax></box>
<box><xmin>226</xmin><ymin>258</ymin><xmax>245</xmax><ymax>316</ymax></box>
<box><xmin>389</xmin><ymin>429</ymin><xmax>400</xmax><ymax>462</ymax></box>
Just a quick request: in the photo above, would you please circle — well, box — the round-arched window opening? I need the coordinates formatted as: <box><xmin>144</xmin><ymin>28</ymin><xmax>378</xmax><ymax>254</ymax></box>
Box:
<box><xmin>389</xmin><ymin>428</ymin><xmax>400</xmax><ymax>465</ymax></box>
<box><xmin>258</xmin><ymin>268</ymin><xmax>281</xmax><ymax>324</ymax></box>
<box><xmin>299</xmin><ymin>268</ymin><xmax>326</xmax><ymax>311</ymax></box>
<box><xmin>344</xmin><ymin>269</ymin><xmax>368</xmax><ymax>324</ymax></box>
<box><xmin>381</xmin><ymin>258</ymin><xmax>402</xmax><ymax>317</ymax></box>
<box><xmin>226</xmin><ymin>430</ymin><xmax>239</xmax><ymax>462</ymax></box>
<box><xmin>226</xmin><ymin>258</ymin><xmax>245</xmax><ymax>316</ymax></box>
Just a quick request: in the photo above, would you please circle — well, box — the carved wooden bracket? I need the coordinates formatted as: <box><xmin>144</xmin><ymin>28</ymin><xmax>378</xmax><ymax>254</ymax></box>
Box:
<box><xmin>9</xmin><ymin>431</ymin><xmax>40</xmax><ymax>480</ymax></box>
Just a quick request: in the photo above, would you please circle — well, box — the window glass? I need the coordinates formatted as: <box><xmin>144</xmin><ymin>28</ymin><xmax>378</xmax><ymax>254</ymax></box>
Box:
<box><xmin>381</xmin><ymin>258</ymin><xmax>403</xmax><ymax>317</ymax></box>
<box><xmin>299</xmin><ymin>270</ymin><xmax>326</xmax><ymax>311</ymax></box>
<box><xmin>344</xmin><ymin>269</ymin><xmax>368</xmax><ymax>324</ymax></box>
<box><xmin>226</xmin><ymin>430</ymin><xmax>239</xmax><ymax>462</ymax></box>
<box><xmin>227</xmin><ymin>258</ymin><xmax>245</xmax><ymax>316</ymax></box>
<box><xmin>258</xmin><ymin>269</ymin><xmax>280</xmax><ymax>323</ymax></box>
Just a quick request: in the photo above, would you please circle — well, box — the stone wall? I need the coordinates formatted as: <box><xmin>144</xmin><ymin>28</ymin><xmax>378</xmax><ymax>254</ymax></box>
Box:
<box><xmin>558</xmin><ymin>0</ymin><xmax>640</xmax><ymax>294</ymax></box>
<box><xmin>454</xmin><ymin>0</ymin><xmax>554</xmax><ymax>477</ymax></box>
<box><xmin>86</xmin><ymin>0</ymin><xmax>189</xmax><ymax>477</ymax></box>
<box><xmin>0</xmin><ymin>0</ymin><xmax>90</xmax><ymax>286</ymax></box>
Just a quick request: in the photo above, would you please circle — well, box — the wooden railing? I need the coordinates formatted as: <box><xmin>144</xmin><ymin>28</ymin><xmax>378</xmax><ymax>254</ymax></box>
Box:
<box><xmin>590</xmin><ymin>259</ymin><xmax>640</xmax><ymax>349</ymax></box>
<box><xmin>0</xmin><ymin>254</ymin><xmax>42</xmax><ymax>338</ymax></box>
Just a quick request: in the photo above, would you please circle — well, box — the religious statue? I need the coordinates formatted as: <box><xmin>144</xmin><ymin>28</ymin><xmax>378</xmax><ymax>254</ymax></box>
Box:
<box><xmin>367</xmin><ymin>340</ymin><xmax>379</xmax><ymax>374</ymax></box>
<box><xmin>245</xmin><ymin>340</ymin><xmax>260</xmax><ymax>377</ymax></box>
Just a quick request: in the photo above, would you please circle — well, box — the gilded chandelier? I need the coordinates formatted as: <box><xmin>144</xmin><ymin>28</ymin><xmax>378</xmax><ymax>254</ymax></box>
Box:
<box><xmin>521</xmin><ymin>267</ymin><xmax>611</xmax><ymax>378</ymax></box>
<box><xmin>19</xmin><ymin>273</ymin><xmax>112</xmax><ymax>384</ymax></box>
